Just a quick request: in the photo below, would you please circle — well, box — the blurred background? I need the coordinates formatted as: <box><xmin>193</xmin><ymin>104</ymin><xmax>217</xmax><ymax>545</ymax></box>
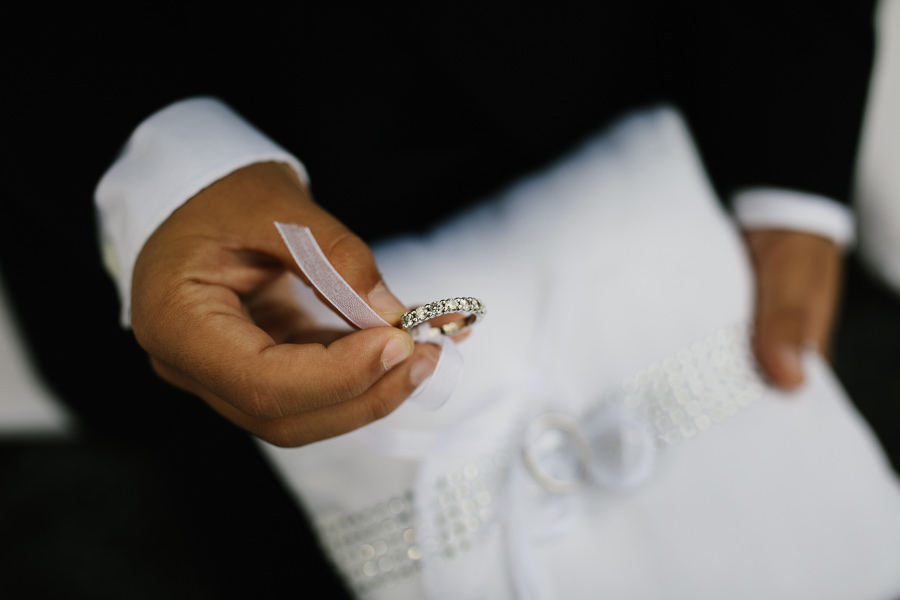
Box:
<box><xmin>1</xmin><ymin>1</ymin><xmax>898</xmax><ymax>598</ymax></box>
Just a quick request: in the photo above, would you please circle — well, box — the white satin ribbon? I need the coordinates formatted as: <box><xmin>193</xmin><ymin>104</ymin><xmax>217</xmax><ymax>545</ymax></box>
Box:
<box><xmin>274</xmin><ymin>222</ymin><xmax>464</xmax><ymax>412</ymax></box>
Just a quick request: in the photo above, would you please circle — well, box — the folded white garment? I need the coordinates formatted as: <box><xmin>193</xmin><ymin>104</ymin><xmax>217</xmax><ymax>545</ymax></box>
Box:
<box><xmin>258</xmin><ymin>107</ymin><xmax>900</xmax><ymax>600</ymax></box>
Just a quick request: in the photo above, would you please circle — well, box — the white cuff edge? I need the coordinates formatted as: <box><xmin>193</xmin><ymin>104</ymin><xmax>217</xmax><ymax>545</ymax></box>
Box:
<box><xmin>732</xmin><ymin>188</ymin><xmax>856</xmax><ymax>248</ymax></box>
<box><xmin>94</xmin><ymin>96</ymin><xmax>309</xmax><ymax>328</ymax></box>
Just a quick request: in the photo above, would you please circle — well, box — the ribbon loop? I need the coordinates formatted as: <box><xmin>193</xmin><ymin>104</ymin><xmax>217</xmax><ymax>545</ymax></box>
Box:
<box><xmin>275</xmin><ymin>222</ymin><xmax>464</xmax><ymax>410</ymax></box>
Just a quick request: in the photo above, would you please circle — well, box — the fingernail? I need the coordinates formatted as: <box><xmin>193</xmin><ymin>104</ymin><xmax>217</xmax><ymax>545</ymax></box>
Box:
<box><xmin>776</xmin><ymin>345</ymin><xmax>804</xmax><ymax>387</ymax></box>
<box><xmin>368</xmin><ymin>280</ymin><xmax>407</xmax><ymax>321</ymax></box>
<box><xmin>409</xmin><ymin>348</ymin><xmax>439</xmax><ymax>387</ymax></box>
<box><xmin>382</xmin><ymin>334</ymin><xmax>413</xmax><ymax>371</ymax></box>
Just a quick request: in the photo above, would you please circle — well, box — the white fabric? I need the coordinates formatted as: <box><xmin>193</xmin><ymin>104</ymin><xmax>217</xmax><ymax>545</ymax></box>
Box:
<box><xmin>258</xmin><ymin>108</ymin><xmax>900</xmax><ymax>599</ymax></box>
<box><xmin>732</xmin><ymin>188</ymin><xmax>856</xmax><ymax>247</ymax></box>
<box><xmin>94</xmin><ymin>96</ymin><xmax>309</xmax><ymax>326</ymax></box>
<box><xmin>855</xmin><ymin>0</ymin><xmax>900</xmax><ymax>293</ymax></box>
<box><xmin>0</xmin><ymin>266</ymin><xmax>74</xmax><ymax>437</ymax></box>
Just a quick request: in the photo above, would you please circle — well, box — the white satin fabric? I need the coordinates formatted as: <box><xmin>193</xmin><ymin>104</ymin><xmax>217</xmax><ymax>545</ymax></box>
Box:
<box><xmin>257</xmin><ymin>107</ymin><xmax>900</xmax><ymax>599</ymax></box>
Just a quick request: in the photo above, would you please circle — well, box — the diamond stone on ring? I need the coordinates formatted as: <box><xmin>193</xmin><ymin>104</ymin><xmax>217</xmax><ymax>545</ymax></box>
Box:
<box><xmin>401</xmin><ymin>297</ymin><xmax>486</xmax><ymax>337</ymax></box>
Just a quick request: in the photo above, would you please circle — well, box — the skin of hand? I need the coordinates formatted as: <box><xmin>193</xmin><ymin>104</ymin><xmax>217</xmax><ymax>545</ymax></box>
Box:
<box><xmin>131</xmin><ymin>161</ymin><xmax>440</xmax><ymax>447</ymax></box>
<box><xmin>744</xmin><ymin>229</ymin><xmax>844</xmax><ymax>390</ymax></box>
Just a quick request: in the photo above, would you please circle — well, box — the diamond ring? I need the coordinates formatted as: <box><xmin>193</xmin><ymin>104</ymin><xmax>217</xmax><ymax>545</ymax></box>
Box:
<box><xmin>401</xmin><ymin>297</ymin><xmax>486</xmax><ymax>338</ymax></box>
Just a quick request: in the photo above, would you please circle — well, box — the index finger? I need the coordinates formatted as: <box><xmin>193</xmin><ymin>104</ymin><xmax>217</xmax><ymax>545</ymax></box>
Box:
<box><xmin>152</xmin><ymin>277</ymin><xmax>415</xmax><ymax>418</ymax></box>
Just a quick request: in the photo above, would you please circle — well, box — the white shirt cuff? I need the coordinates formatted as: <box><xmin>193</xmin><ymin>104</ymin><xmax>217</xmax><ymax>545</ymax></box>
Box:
<box><xmin>94</xmin><ymin>96</ymin><xmax>308</xmax><ymax>327</ymax></box>
<box><xmin>732</xmin><ymin>188</ymin><xmax>856</xmax><ymax>248</ymax></box>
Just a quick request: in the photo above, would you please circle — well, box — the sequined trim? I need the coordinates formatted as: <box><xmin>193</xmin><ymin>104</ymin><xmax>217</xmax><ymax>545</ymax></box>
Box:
<box><xmin>622</xmin><ymin>323</ymin><xmax>765</xmax><ymax>444</ymax></box>
<box><xmin>419</xmin><ymin>453</ymin><xmax>509</xmax><ymax>560</ymax></box>
<box><xmin>316</xmin><ymin>493</ymin><xmax>421</xmax><ymax>596</ymax></box>
<box><xmin>315</xmin><ymin>454</ymin><xmax>508</xmax><ymax>596</ymax></box>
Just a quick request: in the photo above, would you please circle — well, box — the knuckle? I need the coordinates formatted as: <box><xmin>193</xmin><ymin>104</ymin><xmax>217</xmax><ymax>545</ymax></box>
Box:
<box><xmin>359</xmin><ymin>392</ymin><xmax>403</xmax><ymax>423</ymax></box>
<box><xmin>218</xmin><ymin>352</ymin><xmax>296</xmax><ymax>419</ymax></box>
<box><xmin>758</xmin><ymin>302</ymin><xmax>806</xmax><ymax>328</ymax></box>
<box><xmin>132</xmin><ymin>289</ymin><xmax>197</xmax><ymax>361</ymax></box>
<box><xmin>229</xmin><ymin>373</ymin><xmax>348</xmax><ymax>419</ymax></box>
<box><xmin>324</xmin><ymin>230</ymin><xmax>373</xmax><ymax>273</ymax></box>
<box><xmin>339</xmin><ymin>372</ymin><xmax>376</xmax><ymax>403</ymax></box>
<box><xmin>208</xmin><ymin>363</ymin><xmax>276</xmax><ymax>419</ymax></box>
<box><xmin>229</xmin><ymin>382</ymin><xmax>286</xmax><ymax>420</ymax></box>
<box><xmin>770</xmin><ymin>305</ymin><xmax>807</xmax><ymax>324</ymax></box>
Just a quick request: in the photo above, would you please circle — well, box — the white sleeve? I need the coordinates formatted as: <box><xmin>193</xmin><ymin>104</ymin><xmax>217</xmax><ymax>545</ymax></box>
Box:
<box><xmin>854</xmin><ymin>0</ymin><xmax>900</xmax><ymax>294</ymax></box>
<box><xmin>731</xmin><ymin>188</ymin><xmax>856</xmax><ymax>248</ymax></box>
<box><xmin>94</xmin><ymin>96</ymin><xmax>309</xmax><ymax>327</ymax></box>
